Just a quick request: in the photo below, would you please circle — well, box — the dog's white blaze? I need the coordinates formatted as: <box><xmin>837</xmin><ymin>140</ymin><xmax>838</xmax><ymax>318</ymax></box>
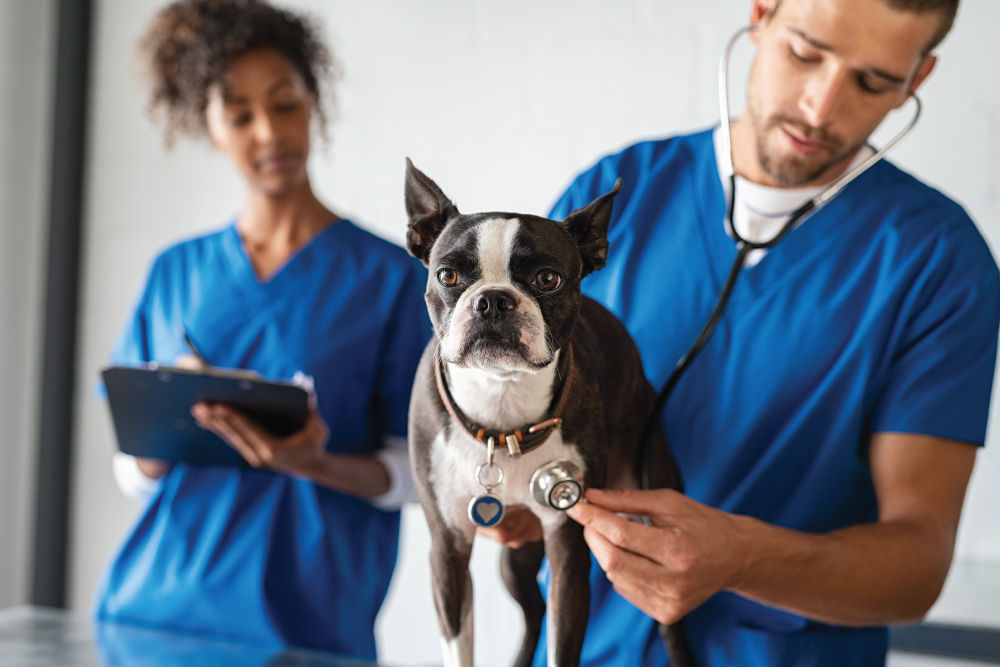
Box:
<box><xmin>476</xmin><ymin>217</ymin><xmax>518</xmax><ymax>283</ymax></box>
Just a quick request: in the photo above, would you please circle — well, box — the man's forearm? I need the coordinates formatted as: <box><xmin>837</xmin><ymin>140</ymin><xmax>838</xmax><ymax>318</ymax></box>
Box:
<box><xmin>729</xmin><ymin>513</ymin><xmax>954</xmax><ymax>626</ymax></box>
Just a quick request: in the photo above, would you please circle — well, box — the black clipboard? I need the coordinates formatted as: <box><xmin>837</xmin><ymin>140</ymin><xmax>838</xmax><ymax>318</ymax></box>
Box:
<box><xmin>101</xmin><ymin>364</ymin><xmax>310</xmax><ymax>466</ymax></box>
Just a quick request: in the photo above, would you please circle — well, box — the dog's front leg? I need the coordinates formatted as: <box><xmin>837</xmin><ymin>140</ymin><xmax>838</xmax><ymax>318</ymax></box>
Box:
<box><xmin>430</xmin><ymin>526</ymin><xmax>475</xmax><ymax>667</ymax></box>
<box><xmin>542</xmin><ymin>518</ymin><xmax>591</xmax><ymax>667</ymax></box>
<box><xmin>501</xmin><ymin>540</ymin><xmax>545</xmax><ymax>667</ymax></box>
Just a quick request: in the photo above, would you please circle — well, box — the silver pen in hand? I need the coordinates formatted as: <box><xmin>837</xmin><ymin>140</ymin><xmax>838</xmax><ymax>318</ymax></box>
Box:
<box><xmin>180</xmin><ymin>327</ymin><xmax>210</xmax><ymax>368</ymax></box>
<box><xmin>179</xmin><ymin>327</ymin><xmax>259</xmax><ymax>378</ymax></box>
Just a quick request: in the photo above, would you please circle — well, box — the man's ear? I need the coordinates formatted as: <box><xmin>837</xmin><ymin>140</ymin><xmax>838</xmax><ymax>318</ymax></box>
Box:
<box><xmin>558</xmin><ymin>178</ymin><xmax>622</xmax><ymax>278</ymax></box>
<box><xmin>749</xmin><ymin>0</ymin><xmax>778</xmax><ymax>43</ymax></box>
<box><xmin>404</xmin><ymin>158</ymin><xmax>460</xmax><ymax>264</ymax></box>
<box><xmin>897</xmin><ymin>55</ymin><xmax>937</xmax><ymax>108</ymax></box>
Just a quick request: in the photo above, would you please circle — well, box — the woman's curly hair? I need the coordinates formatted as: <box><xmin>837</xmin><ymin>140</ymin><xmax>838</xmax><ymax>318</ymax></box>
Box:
<box><xmin>138</xmin><ymin>0</ymin><xmax>335</xmax><ymax>145</ymax></box>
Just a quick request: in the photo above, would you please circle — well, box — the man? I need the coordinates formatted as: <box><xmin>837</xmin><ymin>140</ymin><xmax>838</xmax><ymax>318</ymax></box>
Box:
<box><xmin>491</xmin><ymin>0</ymin><xmax>999</xmax><ymax>664</ymax></box>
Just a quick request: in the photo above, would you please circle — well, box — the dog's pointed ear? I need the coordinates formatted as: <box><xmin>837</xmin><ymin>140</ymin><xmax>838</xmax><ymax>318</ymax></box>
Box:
<box><xmin>559</xmin><ymin>178</ymin><xmax>622</xmax><ymax>278</ymax></box>
<box><xmin>405</xmin><ymin>158</ymin><xmax>460</xmax><ymax>264</ymax></box>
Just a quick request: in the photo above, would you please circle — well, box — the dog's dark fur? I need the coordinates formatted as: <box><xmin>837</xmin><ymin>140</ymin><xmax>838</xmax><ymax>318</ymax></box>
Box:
<box><xmin>404</xmin><ymin>160</ymin><xmax>691</xmax><ymax>667</ymax></box>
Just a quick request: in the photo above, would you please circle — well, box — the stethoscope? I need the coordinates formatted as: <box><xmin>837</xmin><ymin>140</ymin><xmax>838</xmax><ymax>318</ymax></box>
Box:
<box><xmin>639</xmin><ymin>25</ymin><xmax>923</xmax><ymax>490</ymax></box>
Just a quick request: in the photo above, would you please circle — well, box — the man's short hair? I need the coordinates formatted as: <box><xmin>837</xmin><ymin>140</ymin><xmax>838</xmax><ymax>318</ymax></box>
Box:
<box><xmin>770</xmin><ymin>0</ymin><xmax>958</xmax><ymax>54</ymax></box>
<box><xmin>886</xmin><ymin>0</ymin><xmax>958</xmax><ymax>52</ymax></box>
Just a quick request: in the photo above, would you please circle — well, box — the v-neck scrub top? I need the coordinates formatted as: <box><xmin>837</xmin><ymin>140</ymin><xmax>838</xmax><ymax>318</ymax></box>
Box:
<box><xmin>532</xmin><ymin>128</ymin><xmax>1000</xmax><ymax>666</ymax></box>
<box><xmin>93</xmin><ymin>220</ymin><xmax>430</xmax><ymax>659</ymax></box>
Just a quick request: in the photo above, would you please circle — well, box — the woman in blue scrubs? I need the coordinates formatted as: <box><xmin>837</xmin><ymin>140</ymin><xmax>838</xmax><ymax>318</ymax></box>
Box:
<box><xmin>92</xmin><ymin>1</ymin><xmax>430</xmax><ymax>660</ymax></box>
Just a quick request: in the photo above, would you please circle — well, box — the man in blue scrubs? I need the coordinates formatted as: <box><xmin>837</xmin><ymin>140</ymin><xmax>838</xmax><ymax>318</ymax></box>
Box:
<box><xmin>513</xmin><ymin>0</ymin><xmax>999</xmax><ymax>664</ymax></box>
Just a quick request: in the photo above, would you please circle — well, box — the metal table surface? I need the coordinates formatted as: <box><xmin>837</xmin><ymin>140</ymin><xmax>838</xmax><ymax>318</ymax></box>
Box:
<box><xmin>0</xmin><ymin>606</ymin><xmax>379</xmax><ymax>667</ymax></box>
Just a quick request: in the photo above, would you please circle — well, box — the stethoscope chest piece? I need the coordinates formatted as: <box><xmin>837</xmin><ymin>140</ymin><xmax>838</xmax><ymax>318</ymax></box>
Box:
<box><xmin>530</xmin><ymin>460</ymin><xmax>584</xmax><ymax>510</ymax></box>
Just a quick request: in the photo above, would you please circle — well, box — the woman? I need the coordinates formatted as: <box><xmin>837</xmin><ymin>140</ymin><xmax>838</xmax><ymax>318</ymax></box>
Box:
<box><xmin>92</xmin><ymin>0</ymin><xmax>430</xmax><ymax>659</ymax></box>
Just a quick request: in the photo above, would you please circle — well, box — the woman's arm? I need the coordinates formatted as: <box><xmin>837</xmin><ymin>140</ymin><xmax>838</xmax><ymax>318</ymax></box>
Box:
<box><xmin>190</xmin><ymin>402</ymin><xmax>404</xmax><ymax>501</ymax></box>
<box><xmin>112</xmin><ymin>453</ymin><xmax>170</xmax><ymax>501</ymax></box>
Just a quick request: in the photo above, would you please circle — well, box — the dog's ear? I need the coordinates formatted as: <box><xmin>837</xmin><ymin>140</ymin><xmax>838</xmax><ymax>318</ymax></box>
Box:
<box><xmin>405</xmin><ymin>158</ymin><xmax>460</xmax><ymax>264</ymax></box>
<box><xmin>559</xmin><ymin>178</ymin><xmax>622</xmax><ymax>278</ymax></box>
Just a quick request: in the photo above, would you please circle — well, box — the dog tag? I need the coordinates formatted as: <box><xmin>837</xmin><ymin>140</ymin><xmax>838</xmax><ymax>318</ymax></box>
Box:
<box><xmin>468</xmin><ymin>494</ymin><xmax>504</xmax><ymax>528</ymax></box>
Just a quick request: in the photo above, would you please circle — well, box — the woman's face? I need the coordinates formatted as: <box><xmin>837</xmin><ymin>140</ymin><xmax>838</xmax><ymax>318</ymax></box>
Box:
<box><xmin>204</xmin><ymin>49</ymin><xmax>314</xmax><ymax>197</ymax></box>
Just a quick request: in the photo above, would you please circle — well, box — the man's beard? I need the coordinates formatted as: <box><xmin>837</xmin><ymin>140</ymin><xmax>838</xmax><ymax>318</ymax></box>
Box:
<box><xmin>751</xmin><ymin>107</ymin><xmax>856</xmax><ymax>187</ymax></box>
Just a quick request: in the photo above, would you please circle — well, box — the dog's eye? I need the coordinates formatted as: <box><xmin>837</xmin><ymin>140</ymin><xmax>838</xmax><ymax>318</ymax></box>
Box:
<box><xmin>437</xmin><ymin>268</ymin><xmax>460</xmax><ymax>286</ymax></box>
<box><xmin>533</xmin><ymin>269</ymin><xmax>563</xmax><ymax>292</ymax></box>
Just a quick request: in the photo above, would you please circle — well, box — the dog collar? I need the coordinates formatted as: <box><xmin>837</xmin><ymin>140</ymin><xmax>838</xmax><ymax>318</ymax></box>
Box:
<box><xmin>434</xmin><ymin>344</ymin><xmax>575</xmax><ymax>457</ymax></box>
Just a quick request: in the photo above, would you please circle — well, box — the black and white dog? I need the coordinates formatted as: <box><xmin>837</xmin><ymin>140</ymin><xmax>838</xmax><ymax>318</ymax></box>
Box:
<box><xmin>404</xmin><ymin>160</ymin><xmax>691</xmax><ymax>667</ymax></box>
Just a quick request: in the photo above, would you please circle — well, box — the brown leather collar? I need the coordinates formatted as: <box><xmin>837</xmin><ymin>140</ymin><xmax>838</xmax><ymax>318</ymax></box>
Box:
<box><xmin>434</xmin><ymin>344</ymin><xmax>574</xmax><ymax>457</ymax></box>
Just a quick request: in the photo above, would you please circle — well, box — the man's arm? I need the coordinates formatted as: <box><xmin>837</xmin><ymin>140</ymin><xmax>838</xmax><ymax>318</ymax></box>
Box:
<box><xmin>566</xmin><ymin>433</ymin><xmax>977</xmax><ymax>626</ymax></box>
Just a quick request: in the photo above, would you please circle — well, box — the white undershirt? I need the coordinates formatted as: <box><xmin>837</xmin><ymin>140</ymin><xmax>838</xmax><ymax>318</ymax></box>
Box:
<box><xmin>113</xmin><ymin>435</ymin><xmax>415</xmax><ymax>510</ymax></box>
<box><xmin>712</xmin><ymin>125</ymin><xmax>874</xmax><ymax>267</ymax></box>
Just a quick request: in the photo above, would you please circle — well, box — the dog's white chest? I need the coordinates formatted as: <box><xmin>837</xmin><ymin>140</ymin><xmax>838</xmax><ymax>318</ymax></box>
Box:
<box><xmin>430</xmin><ymin>428</ymin><xmax>585</xmax><ymax>531</ymax></box>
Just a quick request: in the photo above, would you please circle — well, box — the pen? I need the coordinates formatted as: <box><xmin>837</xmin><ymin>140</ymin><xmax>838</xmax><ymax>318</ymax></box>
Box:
<box><xmin>180</xmin><ymin>327</ymin><xmax>210</xmax><ymax>367</ymax></box>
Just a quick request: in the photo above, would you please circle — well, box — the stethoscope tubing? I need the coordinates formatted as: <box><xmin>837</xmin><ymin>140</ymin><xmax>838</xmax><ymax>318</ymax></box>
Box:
<box><xmin>639</xmin><ymin>25</ymin><xmax>923</xmax><ymax>490</ymax></box>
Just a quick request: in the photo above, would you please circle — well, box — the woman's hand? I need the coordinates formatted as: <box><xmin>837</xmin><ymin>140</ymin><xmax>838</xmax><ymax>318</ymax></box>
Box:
<box><xmin>174</xmin><ymin>354</ymin><xmax>206</xmax><ymax>370</ymax></box>
<box><xmin>191</xmin><ymin>402</ymin><xmax>329</xmax><ymax>476</ymax></box>
<box><xmin>135</xmin><ymin>458</ymin><xmax>172</xmax><ymax>479</ymax></box>
<box><xmin>192</xmin><ymin>401</ymin><xmax>397</xmax><ymax>499</ymax></box>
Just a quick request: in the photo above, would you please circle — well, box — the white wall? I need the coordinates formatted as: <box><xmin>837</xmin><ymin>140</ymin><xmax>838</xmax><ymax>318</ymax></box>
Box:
<box><xmin>0</xmin><ymin>0</ymin><xmax>54</xmax><ymax>608</ymax></box>
<box><xmin>70</xmin><ymin>1</ymin><xmax>1000</xmax><ymax>665</ymax></box>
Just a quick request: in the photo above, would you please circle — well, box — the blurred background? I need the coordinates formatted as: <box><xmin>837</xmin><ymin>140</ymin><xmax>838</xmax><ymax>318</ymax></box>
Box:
<box><xmin>1</xmin><ymin>1</ymin><xmax>997</xmax><ymax>665</ymax></box>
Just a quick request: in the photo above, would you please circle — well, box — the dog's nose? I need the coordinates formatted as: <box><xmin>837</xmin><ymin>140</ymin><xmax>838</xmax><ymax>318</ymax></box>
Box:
<box><xmin>473</xmin><ymin>289</ymin><xmax>516</xmax><ymax>317</ymax></box>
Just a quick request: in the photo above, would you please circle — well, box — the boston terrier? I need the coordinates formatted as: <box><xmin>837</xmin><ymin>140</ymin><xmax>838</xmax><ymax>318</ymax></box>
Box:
<box><xmin>404</xmin><ymin>160</ymin><xmax>692</xmax><ymax>667</ymax></box>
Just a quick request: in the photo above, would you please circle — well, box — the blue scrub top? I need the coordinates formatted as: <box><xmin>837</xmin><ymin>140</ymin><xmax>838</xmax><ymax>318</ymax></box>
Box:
<box><xmin>533</xmin><ymin>128</ymin><xmax>1000</xmax><ymax>665</ymax></box>
<box><xmin>93</xmin><ymin>220</ymin><xmax>431</xmax><ymax>660</ymax></box>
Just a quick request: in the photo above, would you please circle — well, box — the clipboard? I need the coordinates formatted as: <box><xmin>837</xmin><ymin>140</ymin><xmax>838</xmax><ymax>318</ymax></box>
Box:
<box><xmin>101</xmin><ymin>364</ymin><xmax>310</xmax><ymax>466</ymax></box>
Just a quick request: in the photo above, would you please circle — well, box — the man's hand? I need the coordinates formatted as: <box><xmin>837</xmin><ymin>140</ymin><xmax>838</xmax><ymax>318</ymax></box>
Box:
<box><xmin>477</xmin><ymin>504</ymin><xmax>544</xmax><ymax>548</ymax></box>
<box><xmin>567</xmin><ymin>434</ymin><xmax>976</xmax><ymax>627</ymax></box>
<box><xmin>566</xmin><ymin>488</ymin><xmax>749</xmax><ymax>625</ymax></box>
<box><xmin>191</xmin><ymin>402</ymin><xmax>329</xmax><ymax>475</ymax></box>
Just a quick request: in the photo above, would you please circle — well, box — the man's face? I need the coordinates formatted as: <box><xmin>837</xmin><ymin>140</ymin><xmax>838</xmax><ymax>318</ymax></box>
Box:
<box><xmin>741</xmin><ymin>0</ymin><xmax>940</xmax><ymax>187</ymax></box>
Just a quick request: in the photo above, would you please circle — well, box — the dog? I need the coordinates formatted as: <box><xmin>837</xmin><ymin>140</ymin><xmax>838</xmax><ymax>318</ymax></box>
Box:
<box><xmin>404</xmin><ymin>159</ymin><xmax>692</xmax><ymax>667</ymax></box>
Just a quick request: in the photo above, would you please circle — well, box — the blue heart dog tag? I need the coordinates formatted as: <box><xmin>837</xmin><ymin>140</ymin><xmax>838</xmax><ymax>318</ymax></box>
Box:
<box><xmin>467</xmin><ymin>494</ymin><xmax>504</xmax><ymax>528</ymax></box>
